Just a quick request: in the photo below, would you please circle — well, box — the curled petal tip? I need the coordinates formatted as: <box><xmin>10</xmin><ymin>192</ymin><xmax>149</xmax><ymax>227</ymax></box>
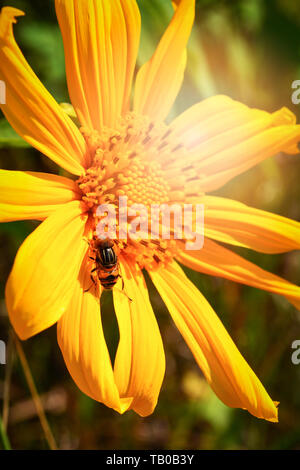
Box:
<box><xmin>0</xmin><ymin>7</ymin><xmax>25</xmax><ymax>38</ymax></box>
<box><xmin>261</xmin><ymin>401</ymin><xmax>279</xmax><ymax>423</ymax></box>
<box><xmin>271</xmin><ymin>401</ymin><xmax>280</xmax><ymax>423</ymax></box>
<box><xmin>1</xmin><ymin>6</ymin><xmax>25</xmax><ymax>17</ymax></box>
<box><xmin>272</xmin><ymin>106</ymin><xmax>297</xmax><ymax>126</ymax></box>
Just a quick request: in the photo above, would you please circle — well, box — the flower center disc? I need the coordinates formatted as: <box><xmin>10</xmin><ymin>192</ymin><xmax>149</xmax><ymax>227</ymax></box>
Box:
<box><xmin>77</xmin><ymin>112</ymin><xmax>185</xmax><ymax>269</ymax></box>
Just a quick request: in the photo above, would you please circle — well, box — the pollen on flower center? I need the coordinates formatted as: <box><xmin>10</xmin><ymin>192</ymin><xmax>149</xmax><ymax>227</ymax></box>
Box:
<box><xmin>76</xmin><ymin>112</ymin><xmax>187</xmax><ymax>269</ymax></box>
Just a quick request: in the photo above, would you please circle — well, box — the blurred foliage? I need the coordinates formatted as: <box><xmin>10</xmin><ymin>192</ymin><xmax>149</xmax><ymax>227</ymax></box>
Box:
<box><xmin>0</xmin><ymin>120</ymin><xmax>30</xmax><ymax>148</ymax></box>
<box><xmin>0</xmin><ymin>0</ymin><xmax>300</xmax><ymax>450</ymax></box>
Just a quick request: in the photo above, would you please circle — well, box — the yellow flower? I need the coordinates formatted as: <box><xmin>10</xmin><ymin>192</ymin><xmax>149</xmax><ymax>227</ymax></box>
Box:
<box><xmin>0</xmin><ymin>1</ymin><xmax>300</xmax><ymax>422</ymax></box>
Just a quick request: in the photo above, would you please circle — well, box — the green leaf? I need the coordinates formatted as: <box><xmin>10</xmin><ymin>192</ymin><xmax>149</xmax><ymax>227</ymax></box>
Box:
<box><xmin>0</xmin><ymin>119</ymin><xmax>30</xmax><ymax>149</ymax></box>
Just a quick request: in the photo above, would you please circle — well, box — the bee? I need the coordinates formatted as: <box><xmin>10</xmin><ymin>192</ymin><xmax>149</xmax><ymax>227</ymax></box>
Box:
<box><xmin>86</xmin><ymin>238</ymin><xmax>132</xmax><ymax>301</ymax></box>
<box><xmin>89</xmin><ymin>239</ymin><xmax>120</xmax><ymax>291</ymax></box>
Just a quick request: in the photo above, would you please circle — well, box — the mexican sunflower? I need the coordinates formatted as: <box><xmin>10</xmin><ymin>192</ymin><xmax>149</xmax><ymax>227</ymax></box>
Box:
<box><xmin>1</xmin><ymin>0</ymin><xmax>300</xmax><ymax>422</ymax></box>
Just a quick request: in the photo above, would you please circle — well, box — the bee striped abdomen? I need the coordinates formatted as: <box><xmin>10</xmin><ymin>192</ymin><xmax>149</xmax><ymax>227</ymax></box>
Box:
<box><xmin>93</xmin><ymin>239</ymin><xmax>120</xmax><ymax>291</ymax></box>
<box><xmin>100</xmin><ymin>273</ymin><xmax>119</xmax><ymax>290</ymax></box>
<box><xmin>99</xmin><ymin>246</ymin><xmax>117</xmax><ymax>267</ymax></box>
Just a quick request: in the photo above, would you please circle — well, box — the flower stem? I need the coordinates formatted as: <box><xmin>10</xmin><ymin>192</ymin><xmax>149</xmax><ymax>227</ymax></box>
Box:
<box><xmin>12</xmin><ymin>331</ymin><xmax>58</xmax><ymax>450</ymax></box>
<box><xmin>0</xmin><ymin>414</ymin><xmax>11</xmax><ymax>450</ymax></box>
<box><xmin>2</xmin><ymin>333</ymin><xmax>14</xmax><ymax>431</ymax></box>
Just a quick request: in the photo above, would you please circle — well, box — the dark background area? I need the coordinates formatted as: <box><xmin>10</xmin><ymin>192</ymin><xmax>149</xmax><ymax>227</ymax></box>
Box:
<box><xmin>0</xmin><ymin>0</ymin><xmax>300</xmax><ymax>450</ymax></box>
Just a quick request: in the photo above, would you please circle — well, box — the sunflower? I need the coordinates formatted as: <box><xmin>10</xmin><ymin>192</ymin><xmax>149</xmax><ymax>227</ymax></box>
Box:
<box><xmin>1</xmin><ymin>1</ymin><xmax>300</xmax><ymax>423</ymax></box>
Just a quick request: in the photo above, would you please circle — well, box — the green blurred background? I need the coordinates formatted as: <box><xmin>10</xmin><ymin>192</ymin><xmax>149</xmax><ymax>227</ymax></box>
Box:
<box><xmin>0</xmin><ymin>0</ymin><xmax>300</xmax><ymax>450</ymax></box>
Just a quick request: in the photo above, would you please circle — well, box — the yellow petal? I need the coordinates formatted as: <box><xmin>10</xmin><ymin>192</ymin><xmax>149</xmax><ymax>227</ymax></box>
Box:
<box><xmin>150</xmin><ymin>261</ymin><xmax>279</xmax><ymax>422</ymax></box>
<box><xmin>169</xmin><ymin>96</ymin><xmax>299</xmax><ymax>191</ymax></box>
<box><xmin>171</xmin><ymin>96</ymin><xmax>296</xmax><ymax>150</ymax></box>
<box><xmin>203</xmin><ymin>195</ymin><xmax>300</xmax><ymax>253</ymax></box>
<box><xmin>55</xmin><ymin>0</ymin><xmax>141</xmax><ymax>130</ymax></box>
<box><xmin>0</xmin><ymin>170</ymin><xmax>80</xmax><ymax>222</ymax></box>
<box><xmin>200</xmin><ymin>125</ymin><xmax>300</xmax><ymax>192</ymax></box>
<box><xmin>5</xmin><ymin>201</ymin><xmax>88</xmax><ymax>340</ymax></box>
<box><xmin>0</xmin><ymin>7</ymin><xmax>87</xmax><ymax>175</ymax></box>
<box><xmin>176</xmin><ymin>238</ymin><xmax>300</xmax><ymax>310</ymax></box>
<box><xmin>113</xmin><ymin>257</ymin><xmax>165</xmax><ymax>417</ymax></box>
<box><xmin>57</xmin><ymin>252</ymin><xmax>124</xmax><ymax>413</ymax></box>
<box><xmin>134</xmin><ymin>0</ymin><xmax>195</xmax><ymax>121</ymax></box>
<box><xmin>170</xmin><ymin>95</ymin><xmax>245</xmax><ymax>140</ymax></box>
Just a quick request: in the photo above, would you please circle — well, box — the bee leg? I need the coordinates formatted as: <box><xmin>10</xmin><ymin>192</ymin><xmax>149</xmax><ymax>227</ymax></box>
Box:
<box><xmin>118</xmin><ymin>275</ymin><xmax>132</xmax><ymax>302</ymax></box>
<box><xmin>114</xmin><ymin>288</ymin><xmax>132</xmax><ymax>302</ymax></box>
<box><xmin>84</xmin><ymin>275</ymin><xmax>97</xmax><ymax>293</ymax></box>
<box><xmin>83</xmin><ymin>236</ymin><xmax>91</xmax><ymax>246</ymax></box>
